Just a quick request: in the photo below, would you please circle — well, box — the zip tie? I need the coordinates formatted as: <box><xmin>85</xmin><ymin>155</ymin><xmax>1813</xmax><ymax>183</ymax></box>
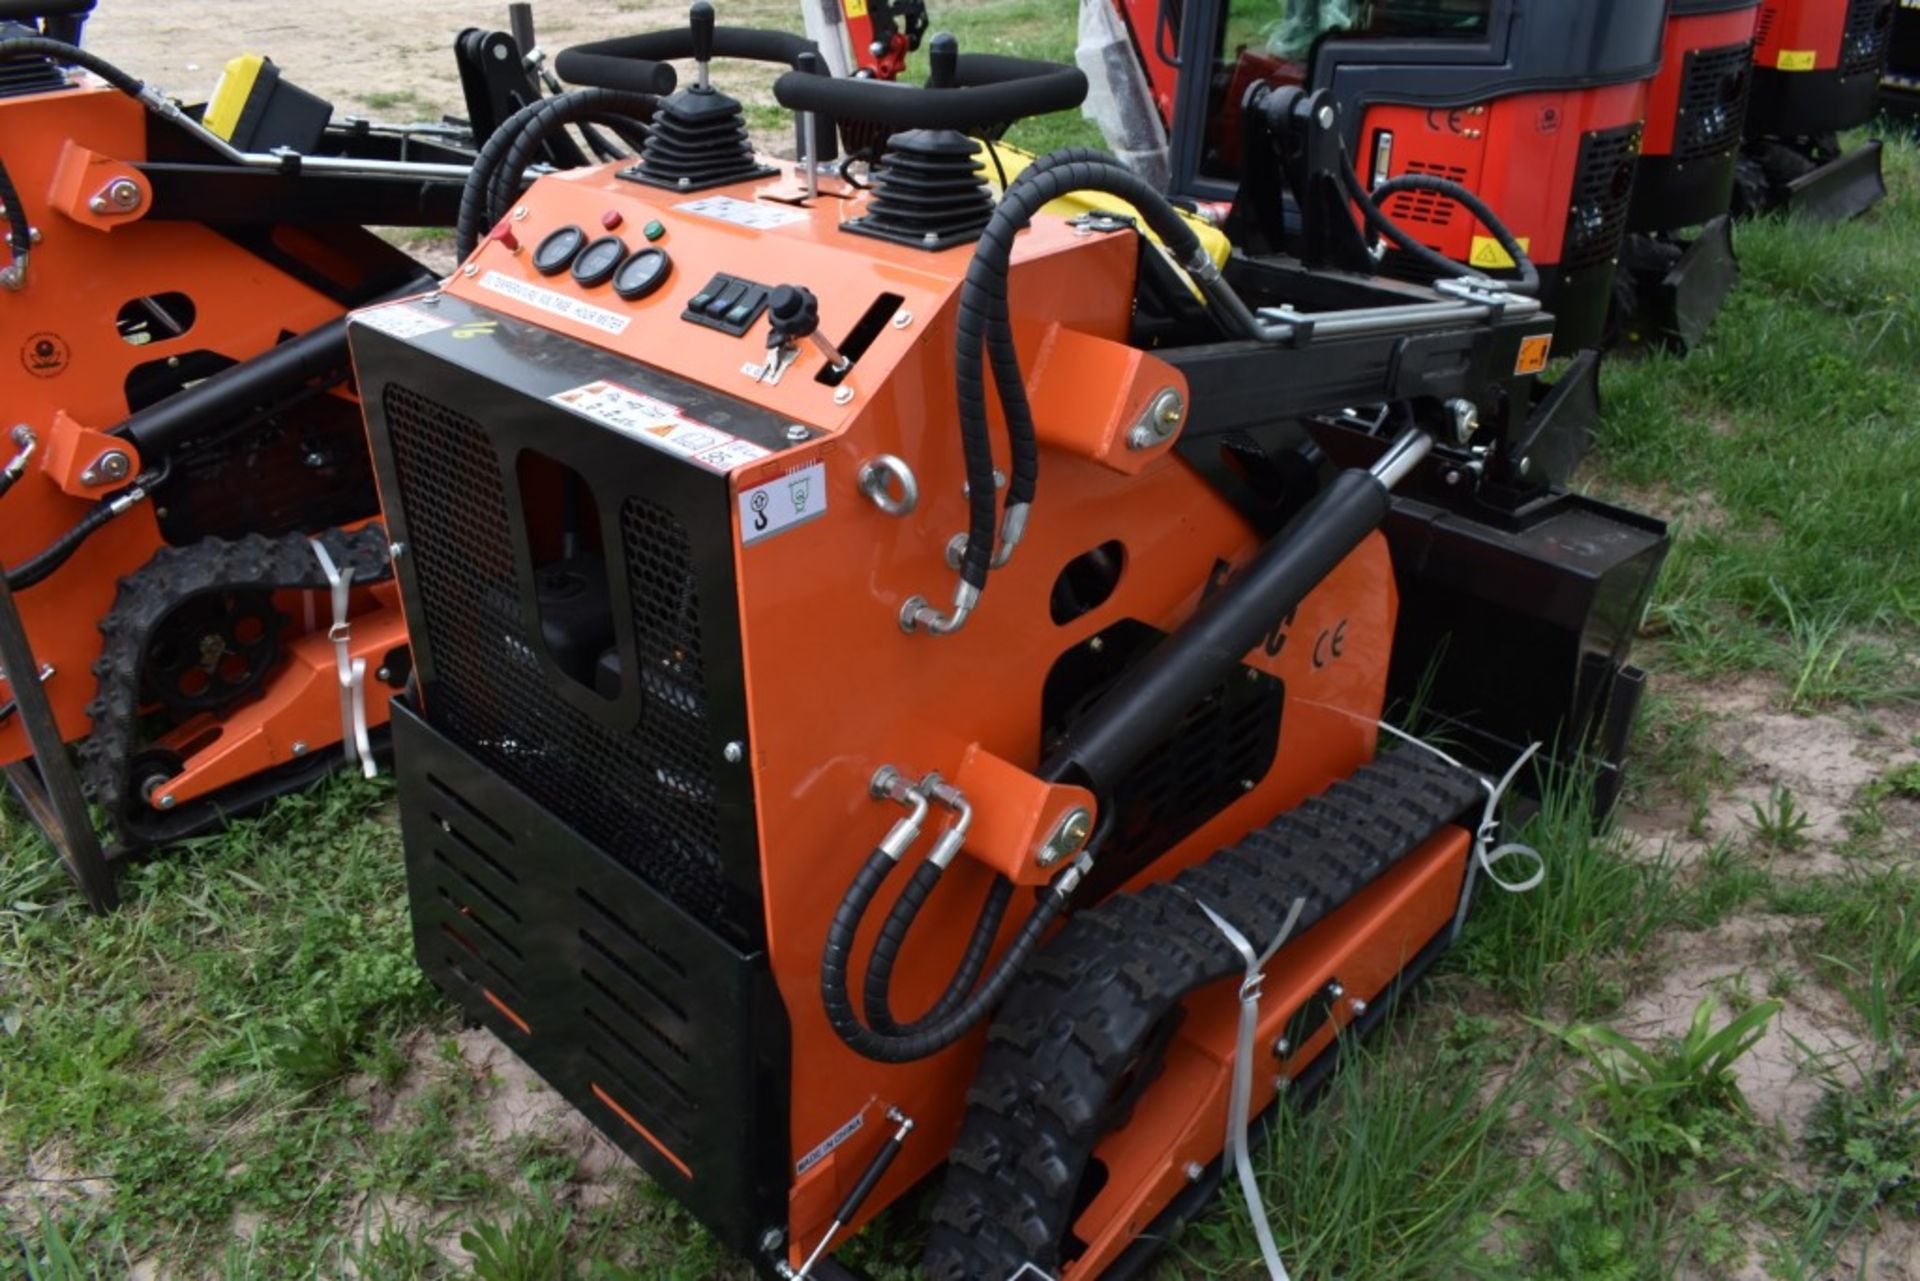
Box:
<box><xmin>1375</xmin><ymin>723</ymin><xmax>1544</xmax><ymax>938</ymax></box>
<box><xmin>1194</xmin><ymin>895</ymin><xmax>1308</xmax><ymax>1281</ymax></box>
<box><xmin>310</xmin><ymin>538</ymin><xmax>377</xmax><ymax>779</ymax></box>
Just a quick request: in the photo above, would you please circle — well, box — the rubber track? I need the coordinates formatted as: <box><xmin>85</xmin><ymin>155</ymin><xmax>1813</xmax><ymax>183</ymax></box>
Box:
<box><xmin>77</xmin><ymin>527</ymin><xmax>393</xmax><ymax>832</ymax></box>
<box><xmin>922</xmin><ymin>750</ymin><xmax>1483</xmax><ymax>1281</ymax></box>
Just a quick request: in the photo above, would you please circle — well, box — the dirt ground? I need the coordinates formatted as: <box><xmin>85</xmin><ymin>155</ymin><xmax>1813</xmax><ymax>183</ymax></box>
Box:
<box><xmin>84</xmin><ymin>0</ymin><xmax>795</xmax><ymax>123</ymax></box>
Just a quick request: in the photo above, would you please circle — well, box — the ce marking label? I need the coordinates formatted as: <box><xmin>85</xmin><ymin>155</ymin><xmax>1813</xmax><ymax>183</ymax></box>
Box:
<box><xmin>1312</xmin><ymin>619</ymin><xmax>1349</xmax><ymax>670</ymax></box>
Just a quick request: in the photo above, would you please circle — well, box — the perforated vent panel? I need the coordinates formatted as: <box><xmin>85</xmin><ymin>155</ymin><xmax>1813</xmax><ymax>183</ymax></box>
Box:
<box><xmin>1675</xmin><ymin>41</ymin><xmax>1756</xmax><ymax>161</ymax></box>
<box><xmin>1842</xmin><ymin>0</ymin><xmax>1893</xmax><ymax>75</ymax></box>
<box><xmin>1561</xmin><ymin>124</ymin><xmax>1643</xmax><ymax>273</ymax></box>
<box><xmin>383</xmin><ymin>384</ymin><xmax>748</xmax><ymax>946</ymax></box>
<box><xmin>1384</xmin><ymin>159</ymin><xmax>1471</xmax><ymax>228</ymax></box>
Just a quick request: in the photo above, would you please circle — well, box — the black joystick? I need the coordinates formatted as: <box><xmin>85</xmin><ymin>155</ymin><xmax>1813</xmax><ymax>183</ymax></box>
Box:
<box><xmin>926</xmin><ymin>31</ymin><xmax>958</xmax><ymax>90</ymax></box>
<box><xmin>690</xmin><ymin>1</ymin><xmax>715</xmax><ymax>90</ymax></box>
<box><xmin>767</xmin><ymin>285</ymin><xmax>849</xmax><ymax>370</ymax></box>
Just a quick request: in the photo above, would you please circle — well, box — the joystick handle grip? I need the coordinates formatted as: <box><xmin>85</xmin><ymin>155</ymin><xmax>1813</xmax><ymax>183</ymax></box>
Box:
<box><xmin>927</xmin><ymin>31</ymin><xmax>958</xmax><ymax>89</ymax></box>
<box><xmin>689</xmin><ymin>1</ymin><xmax>715</xmax><ymax>65</ymax></box>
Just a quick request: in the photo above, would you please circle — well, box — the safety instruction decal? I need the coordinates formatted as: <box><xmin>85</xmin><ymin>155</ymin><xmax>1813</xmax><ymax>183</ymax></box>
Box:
<box><xmin>1515</xmin><ymin>333</ymin><xmax>1553</xmax><ymax>376</ymax></box>
<box><xmin>1776</xmin><ymin>49</ymin><xmax>1817</xmax><ymax>71</ymax></box>
<box><xmin>1468</xmin><ymin>234</ymin><xmax>1531</xmax><ymax>271</ymax></box>
<box><xmin>353</xmin><ymin>303</ymin><xmax>452</xmax><ymax>340</ymax></box>
<box><xmin>479</xmin><ymin>270</ymin><xmax>630</xmax><ymax>335</ymax></box>
<box><xmin>740</xmin><ymin>461</ymin><xmax>827</xmax><ymax>545</ymax></box>
<box><xmin>550</xmin><ymin>380</ymin><xmax>773</xmax><ymax>472</ymax></box>
<box><xmin>676</xmin><ymin>195</ymin><xmax>811</xmax><ymax>231</ymax></box>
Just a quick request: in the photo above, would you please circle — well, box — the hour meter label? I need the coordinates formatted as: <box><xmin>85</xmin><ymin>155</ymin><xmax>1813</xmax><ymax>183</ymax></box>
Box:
<box><xmin>478</xmin><ymin>270</ymin><xmax>630</xmax><ymax>335</ymax></box>
<box><xmin>796</xmin><ymin>1108</ymin><xmax>864</xmax><ymax>1176</ymax></box>
<box><xmin>740</xmin><ymin>462</ymin><xmax>827</xmax><ymax>545</ymax></box>
<box><xmin>353</xmin><ymin>304</ymin><xmax>451</xmax><ymax>340</ymax></box>
<box><xmin>550</xmin><ymin>380</ymin><xmax>770</xmax><ymax>472</ymax></box>
<box><xmin>675</xmin><ymin>195</ymin><xmax>811</xmax><ymax>231</ymax></box>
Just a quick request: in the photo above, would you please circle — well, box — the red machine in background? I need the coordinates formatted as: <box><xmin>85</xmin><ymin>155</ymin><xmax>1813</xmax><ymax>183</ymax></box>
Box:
<box><xmin>1737</xmin><ymin>0</ymin><xmax>1892</xmax><ymax>219</ymax></box>
<box><xmin>1615</xmin><ymin>0</ymin><xmax>1761</xmax><ymax>350</ymax></box>
<box><xmin>1884</xmin><ymin>0</ymin><xmax>1920</xmax><ymax>121</ymax></box>
<box><xmin>801</xmin><ymin>0</ymin><xmax>926</xmax><ymax>79</ymax></box>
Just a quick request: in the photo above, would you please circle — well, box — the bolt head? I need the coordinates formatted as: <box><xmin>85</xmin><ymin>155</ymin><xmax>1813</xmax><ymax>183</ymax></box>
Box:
<box><xmin>1088</xmin><ymin>635</ymin><xmax>1105</xmax><ymax>653</ymax></box>
<box><xmin>157</xmin><ymin>793</ymin><xmax>176</xmax><ymax>810</ymax></box>
<box><xmin>1185</xmin><ymin>1161</ymin><xmax>1206</xmax><ymax>1182</ymax></box>
<box><xmin>291</xmin><ymin>740</ymin><xmax>308</xmax><ymax>757</ymax></box>
<box><xmin>833</xmin><ymin>386</ymin><xmax>855</xmax><ymax>406</ymax></box>
<box><xmin>1316</xmin><ymin>104</ymin><xmax>1336</xmax><ymax>128</ymax></box>
<box><xmin>1349</xmin><ymin>997</ymin><xmax>1369</xmax><ymax>1016</ymax></box>
<box><xmin>388</xmin><ymin>541</ymin><xmax>406</xmax><ymax>560</ymax></box>
<box><xmin>891</xmin><ymin>310</ymin><xmax>913</xmax><ymax>329</ymax></box>
<box><xmin>784</xmin><ymin>423</ymin><xmax>810</xmax><ymax>442</ymax></box>
<box><xmin>723</xmin><ymin>741</ymin><xmax>745</xmax><ymax>764</ymax></box>
<box><xmin>1038</xmin><ymin>807</ymin><xmax>1094</xmax><ymax>867</ymax></box>
<box><xmin>512</xmin><ymin>205</ymin><xmax>530</xmax><ymax>220</ymax></box>
<box><xmin>88</xmin><ymin>196</ymin><xmax>108</xmax><ymax>214</ymax></box>
<box><xmin>1516</xmin><ymin>455</ymin><xmax>1532</xmax><ymax>477</ymax></box>
<box><xmin>376</xmin><ymin>667</ymin><xmax>392</xmax><ymax>683</ymax></box>
<box><xmin>759</xmin><ymin>1228</ymin><xmax>785</xmax><ymax>1255</ymax></box>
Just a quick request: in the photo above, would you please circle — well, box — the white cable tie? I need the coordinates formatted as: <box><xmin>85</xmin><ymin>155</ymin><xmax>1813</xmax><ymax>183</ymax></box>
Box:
<box><xmin>309</xmin><ymin>538</ymin><xmax>375</xmax><ymax>778</ymax></box>
<box><xmin>1194</xmin><ymin>896</ymin><xmax>1308</xmax><ymax>1281</ymax></box>
<box><xmin>1375</xmin><ymin>723</ymin><xmax>1545</xmax><ymax>937</ymax></box>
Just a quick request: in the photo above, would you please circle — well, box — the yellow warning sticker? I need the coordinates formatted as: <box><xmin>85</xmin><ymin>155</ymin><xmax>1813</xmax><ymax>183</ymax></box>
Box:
<box><xmin>1515</xmin><ymin>334</ymin><xmax>1553</xmax><ymax>376</ymax></box>
<box><xmin>1776</xmin><ymin>49</ymin><xmax>1817</xmax><ymax>71</ymax></box>
<box><xmin>845</xmin><ymin>0</ymin><xmax>869</xmax><ymax>17</ymax></box>
<box><xmin>1468</xmin><ymin>235</ymin><xmax>1532</xmax><ymax>270</ymax></box>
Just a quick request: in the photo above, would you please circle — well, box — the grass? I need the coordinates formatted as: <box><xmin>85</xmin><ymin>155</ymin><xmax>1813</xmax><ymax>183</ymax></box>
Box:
<box><xmin>5</xmin><ymin>2</ymin><xmax>1920</xmax><ymax>1276</ymax></box>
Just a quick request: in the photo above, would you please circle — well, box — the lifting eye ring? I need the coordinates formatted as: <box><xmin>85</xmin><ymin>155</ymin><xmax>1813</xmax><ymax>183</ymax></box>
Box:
<box><xmin>859</xmin><ymin>455</ymin><xmax>919</xmax><ymax>517</ymax></box>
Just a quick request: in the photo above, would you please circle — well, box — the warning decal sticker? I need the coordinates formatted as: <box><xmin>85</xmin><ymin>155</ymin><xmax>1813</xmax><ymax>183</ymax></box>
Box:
<box><xmin>353</xmin><ymin>303</ymin><xmax>452</xmax><ymax>340</ymax></box>
<box><xmin>1515</xmin><ymin>334</ymin><xmax>1554</xmax><ymax>376</ymax></box>
<box><xmin>1468</xmin><ymin>234</ymin><xmax>1532</xmax><ymax>271</ymax></box>
<box><xmin>550</xmin><ymin>380</ymin><xmax>773</xmax><ymax>473</ymax></box>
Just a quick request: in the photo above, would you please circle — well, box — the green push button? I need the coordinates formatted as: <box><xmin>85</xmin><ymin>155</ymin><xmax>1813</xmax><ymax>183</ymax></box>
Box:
<box><xmin>644</xmin><ymin>220</ymin><xmax>666</xmax><ymax>242</ymax></box>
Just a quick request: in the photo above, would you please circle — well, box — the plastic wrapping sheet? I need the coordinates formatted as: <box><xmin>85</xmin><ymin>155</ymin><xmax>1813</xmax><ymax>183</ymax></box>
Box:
<box><xmin>1075</xmin><ymin>0</ymin><xmax>1172</xmax><ymax>188</ymax></box>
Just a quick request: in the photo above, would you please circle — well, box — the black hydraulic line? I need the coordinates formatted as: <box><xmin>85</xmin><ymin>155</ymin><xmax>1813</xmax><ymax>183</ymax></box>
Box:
<box><xmin>821</xmin><ymin>847</ymin><xmax>1079</xmax><ymax>1063</ymax></box>
<box><xmin>0</xmin><ymin>34</ymin><xmax>140</xmax><ymax>95</ymax></box>
<box><xmin>457</xmin><ymin>88</ymin><xmax>657</xmax><ymax>259</ymax></box>
<box><xmin>1040</xmin><ymin>467</ymin><xmax>1394</xmax><ymax>799</ymax></box>
<box><xmin>3</xmin><ymin>461</ymin><xmax>165</xmax><ymax>594</ymax></box>
<box><xmin>0</xmin><ymin>159</ymin><xmax>29</xmax><ymax>268</ymax></box>
<box><xmin>862</xmin><ymin>869</ymin><xmax>1013</xmax><ymax>1034</ymax></box>
<box><xmin>954</xmin><ymin>156</ymin><xmax>1209</xmax><ymax>587</ymax></box>
<box><xmin>486</xmin><ymin>101</ymin><xmax>654</xmax><ymax>233</ymax></box>
<box><xmin>1340</xmin><ymin>160</ymin><xmax>1541</xmax><ymax>296</ymax></box>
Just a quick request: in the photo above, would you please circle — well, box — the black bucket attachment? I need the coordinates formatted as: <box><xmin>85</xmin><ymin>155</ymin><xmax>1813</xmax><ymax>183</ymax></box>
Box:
<box><xmin>1616</xmin><ymin>217</ymin><xmax>1740</xmax><ymax>353</ymax></box>
<box><xmin>1382</xmin><ymin>491</ymin><xmax>1670</xmax><ymax>817</ymax></box>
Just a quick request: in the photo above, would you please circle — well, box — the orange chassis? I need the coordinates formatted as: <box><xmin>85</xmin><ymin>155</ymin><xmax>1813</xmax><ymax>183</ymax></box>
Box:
<box><xmin>0</xmin><ymin>75</ymin><xmax>406</xmax><ymax>836</ymax></box>
<box><xmin>369</xmin><ymin>143</ymin><xmax>1488</xmax><ymax>1277</ymax></box>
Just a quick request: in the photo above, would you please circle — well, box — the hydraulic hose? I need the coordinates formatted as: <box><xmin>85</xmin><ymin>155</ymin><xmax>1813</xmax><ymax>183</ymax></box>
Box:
<box><xmin>4</xmin><ymin>462</ymin><xmax>166</xmax><ymax>594</ymax></box>
<box><xmin>820</xmin><ymin>846</ymin><xmax>1085</xmax><ymax>1063</ymax></box>
<box><xmin>953</xmin><ymin>156</ymin><xmax>1213</xmax><ymax>591</ymax></box>
<box><xmin>487</xmin><ymin>102</ymin><xmax>652</xmax><ymax>232</ymax></box>
<box><xmin>0</xmin><ymin>35</ymin><xmax>141</xmax><ymax>96</ymax></box>
<box><xmin>0</xmin><ymin>158</ymin><xmax>28</xmax><ymax>274</ymax></box>
<box><xmin>456</xmin><ymin>87</ymin><xmax>658</xmax><ymax>258</ymax></box>
<box><xmin>1338</xmin><ymin>159</ymin><xmax>1540</xmax><ymax>297</ymax></box>
<box><xmin>0</xmin><ymin>432</ymin><xmax>33</xmax><ymax>503</ymax></box>
<box><xmin>861</xmin><ymin>869</ymin><xmax>1014</xmax><ymax>1035</ymax></box>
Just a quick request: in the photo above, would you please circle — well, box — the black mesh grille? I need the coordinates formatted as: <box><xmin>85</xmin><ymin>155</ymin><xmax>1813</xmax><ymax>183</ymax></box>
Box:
<box><xmin>384</xmin><ymin>384</ymin><xmax>747</xmax><ymax>945</ymax></box>
<box><xmin>1560</xmin><ymin>124</ymin><xmax>1642</xmax><ymax>273</ymax></box>
<box><xmin>1384</xmin><ymin>159</ymin><xmax>1470</xmax><ymax>228</ymax></box>
<box><xmin>1673</xmin><ymin>41</ymin><xmax>1755</xmax><ymax>161</ymax></box>
<box><xmin>1842</xmin><ymin>0</ymin><xmax>1893</xmax><ymax>76</ymax></box>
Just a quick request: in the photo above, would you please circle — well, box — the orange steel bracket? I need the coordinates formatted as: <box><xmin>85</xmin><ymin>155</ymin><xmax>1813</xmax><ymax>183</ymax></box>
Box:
<box><xmin>39</xmin><ymin>410</ymin><xmax>140</xmax><ymax>499</ymax></box>
<box><xmin>48</xmin><ymin>141</ymin><xmax>151</xmax><ymax>230</ymax></box>
<box><xmin>1024</xmin><ymin>324</ymin><xmax>1188</xmax><ymax>475</ymax></box>
<box><xmin>952</xmin><ymin>743</ymin><xmax>1096</xmax><ymax>887</ymax></box>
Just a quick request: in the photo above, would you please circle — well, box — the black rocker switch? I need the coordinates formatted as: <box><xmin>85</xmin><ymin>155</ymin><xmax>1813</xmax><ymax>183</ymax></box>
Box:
<box><xmin>768</xmin><ymin>284</ymin><xmax>851</xmax><ymax>371</ymax></box>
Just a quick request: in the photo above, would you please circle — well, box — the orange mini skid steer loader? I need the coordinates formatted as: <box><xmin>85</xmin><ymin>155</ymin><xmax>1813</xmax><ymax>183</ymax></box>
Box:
<box><xmin>351</xmin><ymin>7</ymin><xmax>1666</xmax><ymax>1277</ymax></box>
<box><xmin>0</xmin><ymin>2</ymin><xmax>565</xmax><ymax>907</ymax></box>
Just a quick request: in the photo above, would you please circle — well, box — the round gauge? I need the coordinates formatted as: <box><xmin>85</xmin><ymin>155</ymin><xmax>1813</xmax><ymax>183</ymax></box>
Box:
<box><xmin>612</xmin><ymin>247</ymin><xmax>673</xmax><ymax>301</ymax></box>
<box><xmin>532</xmin><ymin>225</ymin><xmax>586</xmax><ymax>277</ymax></box>
<box><xmin>571</xmin><ymin>235</ymin><xmax>628</xmax><ymax>288</ymax></box>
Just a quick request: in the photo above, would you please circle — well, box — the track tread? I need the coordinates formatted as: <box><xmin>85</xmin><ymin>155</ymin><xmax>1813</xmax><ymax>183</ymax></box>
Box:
<box><xmin>921</xmin><ymin>750</ymin><xmax>1482</xmax><ymax>1280</ymax></box>
<box><xmin>77</xmin><ymin>526</ymin><xmax>392</xmax><ymax>837</ymax></box>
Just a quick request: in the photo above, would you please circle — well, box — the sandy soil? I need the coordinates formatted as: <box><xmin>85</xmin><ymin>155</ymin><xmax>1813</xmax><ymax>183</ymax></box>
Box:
<box><xmin>84</xmin><ymin>0</ymin><xmax>793</xmax><ymax>123</ymax></box>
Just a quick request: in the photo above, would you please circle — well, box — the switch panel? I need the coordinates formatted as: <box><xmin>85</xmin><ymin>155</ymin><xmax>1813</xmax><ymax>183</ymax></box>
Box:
<box><xmin>683</xmin><ymin>273</ymin><xmax>771</xmax><ymax>337</ymax></box>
